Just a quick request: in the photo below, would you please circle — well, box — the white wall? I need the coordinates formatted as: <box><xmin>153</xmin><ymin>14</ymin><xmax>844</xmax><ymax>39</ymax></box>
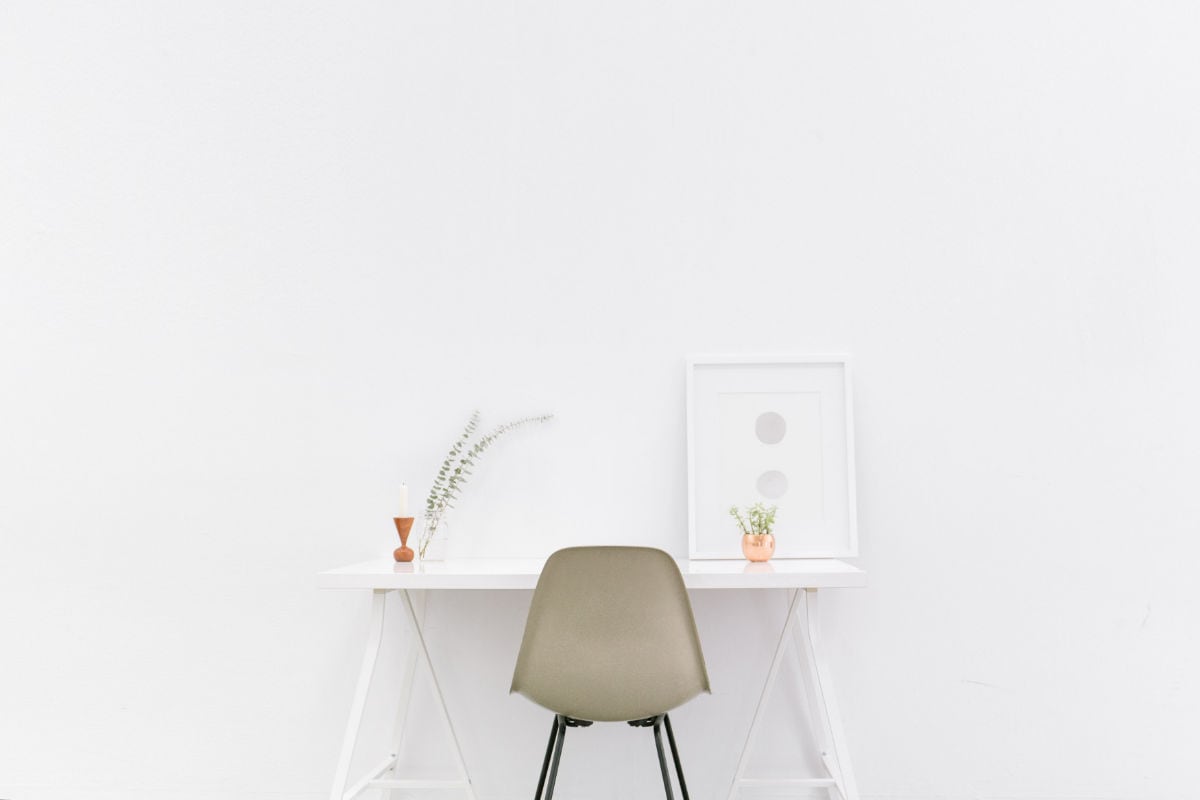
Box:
<box><xmin>3</xmin><ymin>1</ymin><xmax>1199</xmax><ymax>798</ymax></box>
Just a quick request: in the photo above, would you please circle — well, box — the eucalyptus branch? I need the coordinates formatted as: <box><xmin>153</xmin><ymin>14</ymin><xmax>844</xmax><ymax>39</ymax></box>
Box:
<box><xmin>426</xmin><ymin>411</ymin><xmax>479</xmax><ymax>515</ymax></box>
<box><xmin>437</xmin><ymin>415</ymin><xmax>552</xmax><ymax>511</ymax></box>
<box><xmin>419</xmin><ymin>411</ymin><xmax>553</xmax><ymax>558</ymax></box>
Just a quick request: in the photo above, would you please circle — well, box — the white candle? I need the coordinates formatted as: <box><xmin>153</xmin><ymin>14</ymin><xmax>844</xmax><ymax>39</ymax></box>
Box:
<box><xmin>398</xmin><ymin>483</ymin><xmax>409</xmax><ymax>516</ymax></box>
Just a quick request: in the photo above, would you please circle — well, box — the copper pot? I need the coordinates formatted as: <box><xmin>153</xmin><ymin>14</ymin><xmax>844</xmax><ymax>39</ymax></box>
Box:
<box><xmin>742</xmin><ymin>533</ymin><xmax>775</xmax><ymax>562</ymax></box>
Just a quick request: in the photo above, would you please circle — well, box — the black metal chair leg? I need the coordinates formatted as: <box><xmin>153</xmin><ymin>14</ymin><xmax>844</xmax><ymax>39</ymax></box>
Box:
<box><xmin>544</xmin><ymin>714</ymin><xmax>568</xmax><ymax>800</ymax></box>
<box><xmin>652</xmin><ymin>716</ymin><xmax>676</xmax><ymax>800</ymax></box>
<box><xmin>662</xmin><ymin>714</ymin><xmax>691</xmax><ymax>800</ymax></box>
<box><xmin>534</xmin><ymin>715</ymin><xmax>561</xmax><ymax>800</ymax></box>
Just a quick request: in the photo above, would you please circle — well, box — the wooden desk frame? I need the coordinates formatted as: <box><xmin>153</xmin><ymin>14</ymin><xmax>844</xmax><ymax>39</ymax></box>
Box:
<box><xmin>319</xmin><ymin>558</ymin><xmax>865</xmax><ymax>800</ymax></box>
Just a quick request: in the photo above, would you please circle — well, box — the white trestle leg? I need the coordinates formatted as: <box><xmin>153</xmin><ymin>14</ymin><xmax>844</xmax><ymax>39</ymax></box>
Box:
<box><xmin>329</xmin><ymin>590</ymin><xmax>391</xmax><ymax>800</ymax></box>
<box><xmin>329</xmin><ymin>588</ymin><xmax>477</xmax><ymax>800</ymax></box>
<box><xmin>793</xmin><ymin>588</ymin><xmax>860</xmax><ymax>800</ymax></box>
<box><xmin>385</xmin><ymin>590</ymin><xmax>425</xmax><ymax>800</ymax></box>
<box><xmin>726</xmin><ymin>589</ymin><xmax>803</xmax><ymax>800</ymax></box>
<box><xmin>393</xmin><ymin>589</ymin><xmax>478</xmax><ymax>800</ymax></box>
<box><xmin>725</xmin><ymin>588</ymin><xmax>860</xmax><ymax>800</ymax></box>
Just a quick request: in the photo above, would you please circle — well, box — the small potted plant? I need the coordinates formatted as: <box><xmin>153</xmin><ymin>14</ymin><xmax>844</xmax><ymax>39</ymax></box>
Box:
<box><xmin>730</xmin><ymin>503</ymin><xmax>778</xmax><ymax>562</ymax></box>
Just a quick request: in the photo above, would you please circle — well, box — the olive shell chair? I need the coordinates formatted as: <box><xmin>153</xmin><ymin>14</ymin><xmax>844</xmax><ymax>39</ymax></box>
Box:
<box><xmin>511</xmin><ymin>546</ymin><xmax>710</xmax><ymax>800</ymax></box>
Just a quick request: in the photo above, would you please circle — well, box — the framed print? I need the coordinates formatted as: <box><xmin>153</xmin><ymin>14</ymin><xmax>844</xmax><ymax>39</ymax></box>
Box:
<box><xmin>686</xmin><ymin>355</ymin><xmax>858</xmax><ymax>559</ymax></box>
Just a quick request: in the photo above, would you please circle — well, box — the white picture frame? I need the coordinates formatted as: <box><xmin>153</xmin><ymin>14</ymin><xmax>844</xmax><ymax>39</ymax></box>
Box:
<box><xmin>686</xmin><ymin>355</ymin><xmax>858</xmax><ymax>560</ymax></box>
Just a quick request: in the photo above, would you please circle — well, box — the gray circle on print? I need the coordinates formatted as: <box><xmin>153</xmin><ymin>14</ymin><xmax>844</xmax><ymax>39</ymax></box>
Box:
<box><xmin>755</xmin><ymin>412</ymin><xmax>787</xmax><ymax>445</ymax></box>
<box><xmin>756</xmin><ymin>470</ymin><xmax>788</xmax><ymax>499</ymax></box>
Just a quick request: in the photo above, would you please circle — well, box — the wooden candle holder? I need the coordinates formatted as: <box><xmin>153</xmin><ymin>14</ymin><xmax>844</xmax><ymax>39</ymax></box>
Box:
<box><xmin>393</xmin><ymin>517</ymin><xmax>415</xmax><ymax>562</ymax></box>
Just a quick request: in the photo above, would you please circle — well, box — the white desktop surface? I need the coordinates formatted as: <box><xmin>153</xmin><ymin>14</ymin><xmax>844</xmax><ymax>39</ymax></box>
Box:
<box><xmin>318</xmin><ymin>556</ymin><xmax>866</xmax><ymax>591</ymax></box>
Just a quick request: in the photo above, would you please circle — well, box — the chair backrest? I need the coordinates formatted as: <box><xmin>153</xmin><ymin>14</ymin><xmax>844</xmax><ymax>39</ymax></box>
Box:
<box><xmin>511</xmin><ymin>546</ymin><xmax>710</xmax><ymax>723</ymax></box>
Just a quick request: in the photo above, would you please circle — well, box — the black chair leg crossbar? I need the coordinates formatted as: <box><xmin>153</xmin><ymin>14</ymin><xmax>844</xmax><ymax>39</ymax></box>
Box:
<box><xmin>533</xmin><ymin>713</ymin><xmax>691</xmax><ymax>800</ymax></box>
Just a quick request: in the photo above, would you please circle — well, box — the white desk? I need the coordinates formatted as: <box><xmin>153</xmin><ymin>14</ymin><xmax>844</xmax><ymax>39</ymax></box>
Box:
<box><xmin>319</xmin><ymin>557</ymin><xmax>866</xmax><ymax>800</ymax></box>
